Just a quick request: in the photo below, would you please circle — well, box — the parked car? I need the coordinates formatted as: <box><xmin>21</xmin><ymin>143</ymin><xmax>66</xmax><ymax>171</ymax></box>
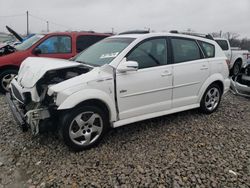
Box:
<box><xmin>0</xmin><ymin>31</ymin><xmax>111</xmax><ymax>93</ymax></box>
<box><xmin>214</xmin><ymin>38</ymin><xmax>249</xmax><ymax>75</ymax></box>
<box><xmin>230</xmin><ymin>63</ymin><xmax>250</xmax><ymax>97</ymax></box>
<box><xmin>6</xmin><ymin>32</ymin><xmax>230</xmax><ymax>151</ymax></box>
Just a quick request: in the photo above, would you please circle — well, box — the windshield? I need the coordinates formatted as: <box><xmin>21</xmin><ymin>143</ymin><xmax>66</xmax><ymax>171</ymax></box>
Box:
<box><xmin>15</xmin><ymin>34</ymin><xmax>45</xmax><ymax>51</ymax></box>
<box><xmin>74</xmin><ymin>37</ymin><xmax>135</xmax><ymax>66</ymax></box>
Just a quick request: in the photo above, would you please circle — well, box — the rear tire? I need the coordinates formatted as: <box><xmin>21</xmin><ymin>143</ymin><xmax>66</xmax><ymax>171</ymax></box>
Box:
<box><xmin>0</xmin><ymin>69</ymin><xmax>18</xmax><ymax>93</ymax></box>
<box><xmin>200</xmin><ymin>84</ymin><xmax>222</xmax><ymax>114</ymax></box>
<box><xmin>60</xmin><ymin>105</ymin><xmax>109</xmax><ymax>151</ymax></box>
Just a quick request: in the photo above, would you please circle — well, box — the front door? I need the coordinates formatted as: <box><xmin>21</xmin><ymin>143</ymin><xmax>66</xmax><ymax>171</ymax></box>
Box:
<box><xmin>34</xmin><ymin>35</ymin><xmax>73</xmax><ymax>59</ymax></box>
<box><xmin>116</xmin><ymin>38</ymin><xmax>173</xmax><ymax>120</ymax></box>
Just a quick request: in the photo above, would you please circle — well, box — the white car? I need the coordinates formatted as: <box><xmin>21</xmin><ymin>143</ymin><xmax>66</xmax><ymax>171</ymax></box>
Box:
<box><xmin>215</xmin><ymin>38</ymin><xmax>249</xmax><ymax>75</ymax></box>
<box><xmin>7</xmin><ymin>32</ymin><xmax>230</xmax><ymax>151</ymax></box>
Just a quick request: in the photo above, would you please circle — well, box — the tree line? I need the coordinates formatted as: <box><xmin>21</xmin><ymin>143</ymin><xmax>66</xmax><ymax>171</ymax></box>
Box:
<box><xmin>212</xmin><ymin>32</ymin><xmax>250</xmax><ymax>51</ymax></box>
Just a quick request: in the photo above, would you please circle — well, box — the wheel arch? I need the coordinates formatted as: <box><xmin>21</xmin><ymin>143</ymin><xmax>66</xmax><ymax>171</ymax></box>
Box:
<box><xmin>198</xmin><ymin>74</ymin><xmax>225</xmax><ymax>103</ymax></box>
<box><xmin>74</xmin><ymin>99</ymin><xmax>111</xmax><ymax>121</ymax></box>
<box><xmin>57</xmin><ymin>89</ymin><xmax>117</xmax><ymax>122</ymax></box>
<box><xmin>232</xmin><ymin>57</ymin><xmax>243</xmax><ymax>68</ymax></box>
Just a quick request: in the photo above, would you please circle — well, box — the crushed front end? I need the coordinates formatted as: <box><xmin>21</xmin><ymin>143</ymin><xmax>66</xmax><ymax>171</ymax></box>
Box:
<box><xmin>6</xmin><ymin>77</ymin><xmax>59</xmax><ymax>135</ymax></box>
<box><xmin>5</xmin><ymin>57</ymin><xmax>92</xmax><ymax>135</ymax></box>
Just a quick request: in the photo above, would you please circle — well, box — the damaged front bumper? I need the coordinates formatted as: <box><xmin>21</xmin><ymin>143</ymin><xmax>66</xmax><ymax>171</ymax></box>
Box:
<box><xmin>5</xmin><ymin>93</ymin><xmax>27</xmax><ymax>131</ymax></box>
<box><xmin>230</xmin><ymin>76</ymin><xmax>250</xmax><ymax>98</ymax></box>
<box><xmin>6</xmin><ymin>88</ymin><xmax>51</xmax><ymax>135</ymax></box>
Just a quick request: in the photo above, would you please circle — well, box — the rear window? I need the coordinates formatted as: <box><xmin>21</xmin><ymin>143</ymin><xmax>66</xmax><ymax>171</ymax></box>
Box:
<box><xmin>76</xmin><ymin>35</ymin><xmax>108</xmax><ymax>53</ymax></box>
<box><xmin>198</xmin><ymin>41</ymin><xmax>215</xmax><ymax>58</ymax></box>
<box><xmin>215</xmin><ymin>40</ymin><xmax>229</xmax><ymax>51</ymax></box>
<box><xmin>171</xmin><ymin>38</ymin><xmax>202</xmax><ymax>63</ymax></box>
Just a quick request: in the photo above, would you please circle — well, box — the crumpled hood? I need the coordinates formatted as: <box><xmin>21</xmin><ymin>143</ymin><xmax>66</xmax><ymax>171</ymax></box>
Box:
<box><xmin>17</xmin><ymin>57</ymin><xmax>81</xmax><ymax>88</ymax></box>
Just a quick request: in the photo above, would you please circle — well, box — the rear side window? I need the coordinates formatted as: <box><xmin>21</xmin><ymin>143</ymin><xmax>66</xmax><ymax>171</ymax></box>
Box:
<box><xmin>76</xmin><ymin>35</ymin><xmax>108</xmax><ymax>53</ymax></box>
<box><xmin>215</xmin><ymin>40</ymin><xmax>229</xmax><ymax>51</ymax></box>
<box><xmin>198</xmin><ymin>41</ymin><xmax>215</xmax><ymax>58</ymax></box>
<box><xmin>171</xmin><ymin>38</ymin><xmax>202</xmax><ymax>63</ymax></box>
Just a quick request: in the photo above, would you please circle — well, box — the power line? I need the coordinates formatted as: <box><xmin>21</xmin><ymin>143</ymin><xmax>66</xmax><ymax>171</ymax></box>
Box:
<box><xmin>0</xmin><ymin>11</ymin><xmax>72</xmax><ymax>32</ymax></box>
<box><xmin>29</xmin><ymin>13</ymin><xmax>71</xmax><ymax>30</ymax></box>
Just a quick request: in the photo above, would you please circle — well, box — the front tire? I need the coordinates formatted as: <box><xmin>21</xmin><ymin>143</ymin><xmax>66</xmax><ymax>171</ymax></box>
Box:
<box><xmin>60</xmin><ymin>105</ymin><xmax>109</xmax><ymax>151</ymax></box>
<box><xmin>0</xmin><ymin>69</ymin><xmax>18</xmax><ymax>93</ymax></box>
<box><xmin>200</xmin><ymin>84</ymin><xmax>222</xmax><ymax>114</ymax></box>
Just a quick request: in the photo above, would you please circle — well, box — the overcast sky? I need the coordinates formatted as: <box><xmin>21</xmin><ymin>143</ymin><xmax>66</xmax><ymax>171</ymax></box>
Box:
<box><xmin>0</xmin><ymin>0</ymin><xmax>249</xmax><ymax>38</ymax></box>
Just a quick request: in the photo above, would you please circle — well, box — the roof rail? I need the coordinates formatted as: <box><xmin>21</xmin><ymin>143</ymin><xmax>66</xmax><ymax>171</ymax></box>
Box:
<box><xmin>169</xmin><ymin>30</ymin><xmax>214</xmax><ymax>40</ymax></box>
<box><xmin>119</xmin><ymin>30</ymin><xmax>150</xmax><ymax>35</ymax></box>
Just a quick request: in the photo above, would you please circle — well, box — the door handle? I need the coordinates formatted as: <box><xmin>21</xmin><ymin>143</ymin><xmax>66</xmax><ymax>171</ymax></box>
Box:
<box><xmin>161</xmin><ymin>70</ymin><xmax>172</xmax><ymax>76</ymax></box>
<box><xmin>200</xmin><ymin>65</ymin><xmax>208</xmax><ymax>70</ymax></box>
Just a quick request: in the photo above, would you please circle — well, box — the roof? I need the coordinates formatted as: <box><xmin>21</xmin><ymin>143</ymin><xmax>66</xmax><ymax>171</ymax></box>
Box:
<box><xmin>110</xmin><ymin>32</ymin><xmax>217</xmax><ymax>44</ymax></box>
<box><xmin>42</xmin><ymin>31</ymin><xmax>112</xmax><ymax>36</ymax></box>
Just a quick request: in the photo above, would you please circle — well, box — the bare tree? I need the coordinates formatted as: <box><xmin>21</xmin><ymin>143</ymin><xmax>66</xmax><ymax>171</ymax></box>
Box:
<box><xmin>223</xmin><ymin>32</ymin><xmax>240</xmax><ymax>40</ymax></box>
<box><xmin>212</xmin><ymin>31</ymin><xmax>250</xmax><ymax>51</ymax></box>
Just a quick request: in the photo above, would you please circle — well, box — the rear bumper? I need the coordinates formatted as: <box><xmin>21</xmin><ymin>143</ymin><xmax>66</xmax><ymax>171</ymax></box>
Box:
<box><xmin>5</xmin><ymin>93</ymin><xmax>28</xmax><ymax>131</ymax></box>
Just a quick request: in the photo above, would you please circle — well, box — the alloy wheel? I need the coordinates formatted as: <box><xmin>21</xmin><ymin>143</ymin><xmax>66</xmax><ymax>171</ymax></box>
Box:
<box><xmin>1</xmin><ymin>74</ymin><xmax>16</xmax><ymax>92</ymax></box>
<box><xmin>69</xmin><ymin>111</ymin><xmax>103</xmax><ymax>146</ymax></box>
<box><xmin>205</xmin><ymin>87</ymin><xmax>220</xmax><ymax>111</ymax></box>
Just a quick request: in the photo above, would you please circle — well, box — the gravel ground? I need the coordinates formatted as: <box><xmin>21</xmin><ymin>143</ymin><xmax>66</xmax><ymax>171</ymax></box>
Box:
<box><xmin>0</xmin><ymin>92</ymin><xmax>250</xmax><ymax>188</ymax></box>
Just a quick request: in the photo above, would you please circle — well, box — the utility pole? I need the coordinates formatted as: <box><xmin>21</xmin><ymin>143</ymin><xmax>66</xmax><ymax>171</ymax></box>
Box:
<box><xmin>26</xmin><ymin>11</ymin><xmax>29</xmax><ymax>36</ymax></box>
<box><xmin>46</xmin><ymin>21</ymin><xmax>49</xmax><ymax>32</ymax></box>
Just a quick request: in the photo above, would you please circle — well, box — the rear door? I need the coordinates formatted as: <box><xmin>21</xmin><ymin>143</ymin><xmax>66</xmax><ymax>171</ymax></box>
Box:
<box><xmin>34</xmin><ymin>35</ymin><xmax>73</xmax><ymax>59</ymax></box>
<box><xmin>170</xmin><ymin>37</ymin><xmax>210</xmax><ymax>108</ymax></box>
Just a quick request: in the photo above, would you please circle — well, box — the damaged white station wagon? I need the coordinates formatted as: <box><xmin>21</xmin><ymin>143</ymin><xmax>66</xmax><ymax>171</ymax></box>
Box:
<box><xmin>6</xmin><ymin>32</ymin><xmax>230</xmax><ymax>151</ymax></box>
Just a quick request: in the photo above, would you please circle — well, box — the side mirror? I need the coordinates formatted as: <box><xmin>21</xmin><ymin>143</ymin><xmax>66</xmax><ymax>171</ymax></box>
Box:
<box><xmin>33</xmin><ymin>48</ymin><xmax>41</xmax><ymax>55</ymax></box>
<box><xmin>117</xmin><ymin>61</ymin><xmax>138</xmax><ymax>73</ymax></box>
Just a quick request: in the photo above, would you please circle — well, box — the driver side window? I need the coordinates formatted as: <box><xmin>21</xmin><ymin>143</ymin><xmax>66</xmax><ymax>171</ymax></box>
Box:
<box><xmin>127</xmin><ymin>38</ymin><xmax>168</xmax><ymax>69</ymax></box>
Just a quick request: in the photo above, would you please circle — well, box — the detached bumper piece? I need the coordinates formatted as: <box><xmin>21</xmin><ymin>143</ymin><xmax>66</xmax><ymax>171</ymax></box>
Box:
<box><xmin>230</xmin><ymin>76</ymin><xmax>250</xmax><ymax>98</ymax></box>
<box><xmin>26</xmin><ymin>108</ymin><xmax>50</xmax><ymax>135</ymax></box>
<box><xmin>6</xmin><ymin>91</ymin><xmax>51</xmax><ymax>135</ymax></box>
<box><xmin>5</xmin><ymin>93</ymin><xmax>28</xmax><ymax>131</ymax></box>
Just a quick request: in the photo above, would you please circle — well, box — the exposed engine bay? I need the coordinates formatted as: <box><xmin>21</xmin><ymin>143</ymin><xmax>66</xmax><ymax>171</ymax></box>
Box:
<box><xmin>0</xmin><ymin>44</ymin><xmax>16</xmax><ymax>56</ymax></box>
<box><xmin>36</xmin><ymin>66</ymin><xmax>91</xmax><ymax>99</ymax></box>
<box><xmin>9</xmin><ymin>64</ymin><xmax>92</xmax><ymax>134</ymax></box>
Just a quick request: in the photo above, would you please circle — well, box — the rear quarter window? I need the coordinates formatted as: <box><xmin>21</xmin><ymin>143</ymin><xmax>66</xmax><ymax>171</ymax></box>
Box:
<box><xmin>198</xmin><ymin>41</ymin><xmax>215</xmax><ymax>58</ymax></box>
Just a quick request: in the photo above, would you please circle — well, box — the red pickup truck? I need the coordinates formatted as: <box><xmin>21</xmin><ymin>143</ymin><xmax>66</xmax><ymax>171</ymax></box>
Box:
<box><xmin>0</xmin><ymin>31</ymin><xmax>110</xmax><ymax>93</ymax></box>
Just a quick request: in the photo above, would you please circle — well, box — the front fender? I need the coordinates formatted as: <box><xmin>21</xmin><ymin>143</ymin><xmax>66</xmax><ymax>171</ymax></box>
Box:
<box><xmin>57</xmin><ymin>89</ymin><xmax>117</xmax><ymax>121</ymax></box>
<box><xmin>197</xmin><ymin>74</ymin><xmax>227</xmax><ymax>103</ymax></box>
